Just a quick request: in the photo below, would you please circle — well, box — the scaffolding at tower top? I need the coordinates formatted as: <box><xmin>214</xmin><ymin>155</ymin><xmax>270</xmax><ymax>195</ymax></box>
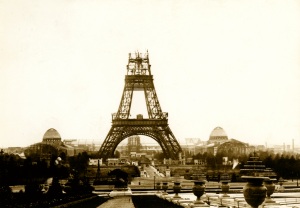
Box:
<box><xmin>127</xmin><ymin>51</ymin><xmax>151</xmax><ymax>76</ymax></box>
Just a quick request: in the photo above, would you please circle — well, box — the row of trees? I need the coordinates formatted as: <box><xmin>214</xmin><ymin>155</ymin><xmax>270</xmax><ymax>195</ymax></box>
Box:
<box><xmin>0</xmin><ymin>150</ymin><xmax>89</xmax><ymax>186</ymax></box>
<box><xmin>256</xmin><ymin>151</ymin><xmax>300</xmax><ymax>180</ymax></box>
<box><xmin>186</xmin><ymin>150</ymin><xmax>300</xmax><ymax>179</ymax></box>
<box><xmin>0</xmin><ymin>150</ymin><xmax>93</xmax><ymax>207</ymax></box>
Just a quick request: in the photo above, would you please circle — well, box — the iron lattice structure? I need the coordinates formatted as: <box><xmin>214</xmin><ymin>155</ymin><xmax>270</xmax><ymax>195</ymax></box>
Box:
<box><xmin>99</xmin><ymin>51</ymin><xmax>182</xmax><ymax>160</ymax></box>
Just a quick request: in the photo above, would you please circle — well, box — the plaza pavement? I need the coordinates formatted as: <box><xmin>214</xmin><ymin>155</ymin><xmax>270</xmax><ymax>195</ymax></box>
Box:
<box><xmin>97</xmin><ymin>196</ymin><xmax>134</xmax><ymax>208</ymax></box>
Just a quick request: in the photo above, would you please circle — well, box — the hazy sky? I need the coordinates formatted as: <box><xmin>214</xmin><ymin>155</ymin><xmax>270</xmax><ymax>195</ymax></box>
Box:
<box><xmin>1</xmin><ymin>0</ymin><xmax>299</xmax><ymax>148</ymax></box>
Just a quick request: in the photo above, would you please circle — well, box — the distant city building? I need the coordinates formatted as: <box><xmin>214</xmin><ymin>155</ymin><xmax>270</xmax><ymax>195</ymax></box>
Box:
<box><xmin>116</xmin><ymin>136</ymin><xmax>162</xmax><ymax>160</ymax></box>
<box><xmin>206</xmin><ymin>127</ymin><xmax>253</xmax><ymax>156</ymax></box>
<box><xmin>208</xmin><ymin>126</ymin><xmax>228</xmax><ymax>145</ymax></box>
<box><xmin>4</xmin><ymin>147</ymin><xmax>24</xmax><ymax>154</ymax></box>
<box><xmin>181</xmin><ymin>126</ymin><xmax>254</xmax><ymax>165</ymax></box>
<box><xmin>6</xmin><ymin>125</ymin><xmax>298</xmax><ymax>166</ymax></box>
<box><xmin>24</xmin><ymin>128</ymin><xmax>87</xmax><ymax>160</ymax></box>
<box><xmin>25</xmin><ymin>128</ymin><xmax>64</xmax><ymax>160</ymax></box>
<box><xmin>217</xmin><ymin>139</ymin><xmax>250</xmax><ymax>156</ymax></box>
<box><xmin>107</xmin><ymin>158</ymin><xmax>119</xmax><ymax>166</ymax></box>
<box><xmin>255</xmin><ymin>145</ymin><xmax>266</xmax><ymax>151</ymax></box>
<box><xmin>127</xmin><ymin>136</ymin><xmax>142</xmax><ymax>153</ymax></box>
<box><xmin>89</xmin><ymin>158</ymin><xmax>102</xmax><ymax>166</ymax></box>
<box><xmin>181</xmin><ymin>138</ymin><xmax>204</xmax><ymax>156</ymax></box>
<box><xmin>42</xmin><ymin>128</ymin><xmax>62</xmax><ymax>145</ymax></box>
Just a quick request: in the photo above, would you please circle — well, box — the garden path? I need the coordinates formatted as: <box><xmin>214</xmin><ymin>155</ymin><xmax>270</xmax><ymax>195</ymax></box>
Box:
<box><xmin>97</xmin><ymin>196</ymin><xmax>134</xmax><ymax>208</ymax></box>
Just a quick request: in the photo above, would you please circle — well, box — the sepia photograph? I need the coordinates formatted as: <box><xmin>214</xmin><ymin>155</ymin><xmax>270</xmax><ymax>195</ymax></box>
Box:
<box><xmin>0</xmin><ymin>0</ymin><xmax>299</xmax><ymax>207</ymax></box>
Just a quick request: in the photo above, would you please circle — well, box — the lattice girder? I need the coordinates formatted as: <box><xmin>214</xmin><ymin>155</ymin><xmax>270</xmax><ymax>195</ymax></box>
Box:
<box><xmin>115</xmin><ymin>75</ymin><xmax>164</xmax><ymax>119</ymax></box>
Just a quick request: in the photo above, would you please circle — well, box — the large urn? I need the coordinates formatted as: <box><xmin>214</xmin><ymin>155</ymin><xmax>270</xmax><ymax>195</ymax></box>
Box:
<box><xmin>242</xmin><ymin>176</ymin><xmax>267</xmax><ymax>208</ymax></box>
<box><xmin>278</xmin><ymin>177</ymin><xmax>285</xmax><ymax>192</ymax></box>
<box><xmin>264</xmin><ymin>178</ymin><xmax>276</xmax><ymax>203</ymax></box>
<box><xmin>173</xmin><ymin>181</ymin><xmax>181</xmax><ymax>199</ymax></box>
<box><xmin>156</xmin><ymin>182</ymin><xmax>161</xmax><ymax>193</ymax></box>
<box><xmin>221</xmin><ymin>180</ymin><xmax>230</xmax><ymax>197</ymax></box>
<box><xmin>162</xmin><ymin>182</ymin><xmax>168</xmax><ymax>195</ymax></box>
<box><xmin>192</xmin><ymin>180</ymin><xmax>206</xmax><ymax>205</ymax></box>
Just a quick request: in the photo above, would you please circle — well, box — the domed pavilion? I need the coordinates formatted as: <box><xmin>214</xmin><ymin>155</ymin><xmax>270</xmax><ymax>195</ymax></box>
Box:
<box><xmin>42</xmin><ymin>128</ymin><xmax>62</xmax><ymax>146</ymax></box>
<box><xmin>24</xmin><ymin>128</ymin><xmax>71</xmax><ymax>160</ymax></box>
<box><xmin>208</xmin><ymin>126</ymin><xmax>228</xmax><ymax>145</ymax></box>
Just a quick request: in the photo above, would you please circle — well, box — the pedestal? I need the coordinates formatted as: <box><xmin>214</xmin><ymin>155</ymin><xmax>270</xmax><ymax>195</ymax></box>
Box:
<box><xmin>264</xmin><ymin>178</ymin><xmax>276</xmax><ymax>203</ymax></box>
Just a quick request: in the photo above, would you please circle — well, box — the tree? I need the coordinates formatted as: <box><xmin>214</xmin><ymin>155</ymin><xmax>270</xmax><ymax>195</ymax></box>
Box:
<box><xmin>108</xmin><ymin>169</ymin><xmax>128</xmax><ymax>188</ymax></box>
<box><xmin>114</xmin><ymin>150</ymin><xmax>121</xmax><ymax>158</ymax></box>
<box><xmin>68</xmin><ymin>152</ymin><xmax>89</xmax><ymax>177</ymax></box>
<box><xmin>154</xmin><ymin>152</ymin><xmax>165</xmax><ymax>161</ymax></box>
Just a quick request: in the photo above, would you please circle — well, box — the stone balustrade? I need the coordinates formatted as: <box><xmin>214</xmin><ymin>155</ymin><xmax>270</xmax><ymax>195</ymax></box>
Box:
<box><xmin>156</xmin><ymin>191</ymin><xmax>300</xmax><ymax>208</ymax></box>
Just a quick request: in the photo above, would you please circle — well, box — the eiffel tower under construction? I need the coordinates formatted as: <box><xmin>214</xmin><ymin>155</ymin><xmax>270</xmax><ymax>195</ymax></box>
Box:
<box><xmin>99</xmin><ymin>51</ymin><xmax>182</xmax><ymax>160</ymax></box>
